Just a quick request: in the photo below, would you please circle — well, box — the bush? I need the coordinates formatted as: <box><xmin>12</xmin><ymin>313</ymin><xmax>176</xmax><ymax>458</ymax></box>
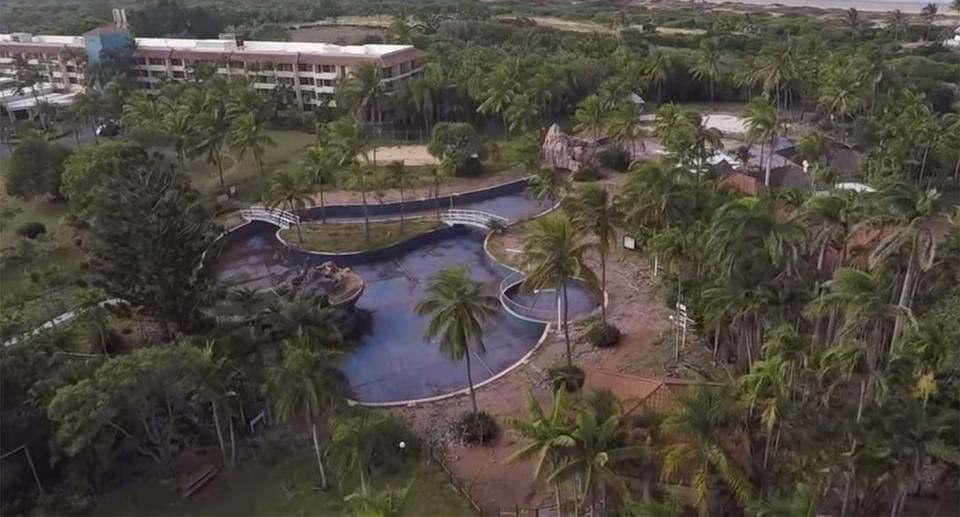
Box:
<box><xmin>586</xmin><ymin>321</ymin><xmax>621</xmax><ymax>348</ymax></box>
<box><xmin>572</xmin><ymin>166</ymin><xmax>604</xmax><ymax>182</ymax></box>
<box><xmin>457</xmin><ymin>411</ymin><xmax>498</xmax><ymax>445</ymax></box>
<box><xmin>15</xmin><ymin>222</ymin><xmax>47</xmax><ymax>239</ymax></box>
<box><xmin>597</xmin><ymin>143</ymin><xmax>631</xmax><ymax>172</ymax></box>
<box><xmin>456</xmin><ymin>156</ymin><xmax>484</xmax><ymax>177</ymax></box>
<box><xmin>548</xmin><ymin>364</ymin><xmax>585</xmax><ymax>393</ymax></box>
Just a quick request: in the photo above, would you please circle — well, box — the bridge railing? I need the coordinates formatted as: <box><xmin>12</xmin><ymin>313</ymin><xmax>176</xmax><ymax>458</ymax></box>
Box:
<box><xmin>498</xmin><ymin>272</ymin><xmax>559</xmax><ymax>325</ymax></box>
<box><xmin>441</xmin><ymin>209</ymin><xmax>509</xmax><ymax>229</ymax></box>
<box><xmin>240</xmin><ymin>206</ymin><xmax>301</xmax><ymax>229</ymax></box>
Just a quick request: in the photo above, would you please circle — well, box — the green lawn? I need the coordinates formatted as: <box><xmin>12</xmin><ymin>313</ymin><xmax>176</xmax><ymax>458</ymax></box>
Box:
<box><xmin>94</xmin><ymin>453</ymin><xmax>474</xmax><ymax>517</ymax></box>
<box><xmin>281</xmin><ymin>218</ymin><xmax>443</xmax><ymax>253</ymax></box>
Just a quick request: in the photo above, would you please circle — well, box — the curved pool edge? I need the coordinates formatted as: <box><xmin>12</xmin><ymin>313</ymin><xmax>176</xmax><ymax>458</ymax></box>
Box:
<box><xmin>347</xmin><ymin>322</ymin><xmax>553</xmax><ymax>408</ymax></box>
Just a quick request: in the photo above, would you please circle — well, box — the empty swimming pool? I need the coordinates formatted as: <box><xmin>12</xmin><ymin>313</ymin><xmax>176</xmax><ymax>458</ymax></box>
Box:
<box><xmin>214</xmin><ymin>192</ymin><xmax>598</xmax><ymax>403</ymax></box>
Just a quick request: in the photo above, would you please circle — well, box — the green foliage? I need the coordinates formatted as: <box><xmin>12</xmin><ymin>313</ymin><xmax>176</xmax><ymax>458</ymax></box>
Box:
<box><xmin>15</xmin><ymin>221</ymin><xmax>46</xmax><ymax>239</ymax></box>
<box><xmin>548</xmin><ymin>364</ymin><xmax>585</xmax><ymax>393</ymax></box>
<box><xmin>585</xmin><ymin>321</ymin><xmax>620</xmax><ymax>348</ymax></box>
<box><xmin>457</xmin><ymin>411</ymin><xmax>499</xmax><ymax>445</ymax></box>
<box><xmin>61</xmin><ymin>141</ymin><xmax>150</xmax><ymax>209</ymax></box>
<box><xmin>83</xmin><ymin>163</ymin><xmax>220</xmax><ymax>333</ymax></box>
<box><xmin>427</xmin><ymin>122</ymin><xmax>487</xmax><ymax>176</ymax></box>
<box><xmin>6</xmin><ymin>138</ymin><xmax>71</xmax><ymax>201</ymax></box>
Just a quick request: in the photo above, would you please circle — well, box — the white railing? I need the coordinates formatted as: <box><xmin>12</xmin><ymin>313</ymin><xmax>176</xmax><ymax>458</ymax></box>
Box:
<box><xmin>441</xmin><ymin>209</ymin><xmax>509</xmax><ymax>230</ymax></box>
<box><xmin>498</xmin><ymin>272</ymin><xmax>561</xmax><ymax>326</ymax></box>
<box><xmin>240</xmin><ymin>206</ymin><xmax>301</xmax><ymax>229</ymax></box>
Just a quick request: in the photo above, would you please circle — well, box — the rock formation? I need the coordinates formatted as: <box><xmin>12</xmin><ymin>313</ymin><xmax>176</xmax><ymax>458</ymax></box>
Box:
<box><xmin>274</xmin><ymin>260</ymin><xmax>365</xmax><ymax>308</ymax></box>
<box><xmin>540</xmin><ymin>123</ymin><xmax>602</xmax><ymax>171</ymax></box>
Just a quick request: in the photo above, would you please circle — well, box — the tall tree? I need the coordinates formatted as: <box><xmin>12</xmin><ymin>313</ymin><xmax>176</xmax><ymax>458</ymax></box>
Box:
<box><xmin>573</xmin><ymin>95</ymin><xmax>608</xmax><ymax>141</ymax></box>
<box><xmin>301</xmin><ymin>144</ymin><xmax>338</xmax><ymax>224</ymax></box>
<box><xmin>741</xmin><ymin>97</ymin><xmax>779</xmax><ymax>187</ymax></box>
<box><xmin>268</xmin><ymin>330</ymin><xmax>345</xmax><ymax>490</ymax></box>
<box><xmin>564</xmin><ymin>183</ymin><xmax>616</xmax><ymax>324</ymax></box>
<box><xmin>228</xmin><ymin>114</ymin><xmax>276</xmax><ymax>202</ymax></box>
<box><xmin>519</xmin><ymin>214</ymin><xmax>598</xmax><ymax>369</ymax></box>
<box><xmin>337</xmin><ymin>62</ymin><xmax>384</xmax><ymax>126</ymax></box>
<box><xmin>414</xmin><ymin>267</ymin><xmax>498</xmax><ymax>416</ymax></box>
<box><xmin>268</xmin><ymin>168</ymin><xmax>314</xmax><ymax>242</ymax></box>
<box><xmin>690</xmin><ymin>39</ymin><xmax>724</xmax><ymax>109</ymax></box>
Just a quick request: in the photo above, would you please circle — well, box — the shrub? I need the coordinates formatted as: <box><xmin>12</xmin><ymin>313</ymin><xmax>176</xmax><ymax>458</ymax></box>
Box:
<box><xmin>586</xmin><ymin>321</ymin><xmax>621</xmax><ymax>348</ymax></box>
<box><xmin>572</xmin><ymin>166</ymin><xmax>604</xmax><ymax>182</ymax></box>
<box><xmin>456</xmin><ymin>156</ymin><xmax>484</xmax><ymax>177</ymax></box>
<box><xmin>597</xmin><ymin>143</ymin><xmax>631</xmax><ymax>172</ymax></box>
<box><xmin>457</xmin><ymin>411</ymin><xmax>498</xmax><ymax>445</ymax></box>
<box><xmin>548</xmin><ymin>364</ymin><xmax>585</xmax><ymax>393</ymax></box>
<box><xmin>16</xmin><ymin>222</ymin><xmax>47</xmax><ymax>239</ymax></box>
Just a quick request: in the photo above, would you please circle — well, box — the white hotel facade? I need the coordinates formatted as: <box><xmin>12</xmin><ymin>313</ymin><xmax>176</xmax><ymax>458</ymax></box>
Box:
<box><xmin>0</xmin><ymin>28</ymin><xmax>424</xmax><ymax>122</ymax></box>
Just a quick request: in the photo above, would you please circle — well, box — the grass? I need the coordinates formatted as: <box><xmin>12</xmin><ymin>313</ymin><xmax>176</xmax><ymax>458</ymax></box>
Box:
<box><xmin>281</xmin><ymin>218</ymin><xmax>443</xmax><ymax>253</ymax></box>
<box><xmin>94</xmin><ymin>452</ymin><xmax>474</xmax><ymax>516</ymax></box>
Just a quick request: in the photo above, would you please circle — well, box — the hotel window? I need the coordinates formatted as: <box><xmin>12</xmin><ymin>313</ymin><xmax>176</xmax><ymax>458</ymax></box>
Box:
<box><xmin>278</xmin><ymin>76</ymin><xmax>294</xmax><ymax>86</ymax></box>
<box><xmin>277</xmin><ymin>63</ymin><xmax>293</xmax><ymax>72</ymax></box>
<box><xmin>170</xmin><ymin>58</ymin><xmax>183</xmax><ymax>66</ymax></box>
<box><xmin>318</xmin><ymin>79</ymin><xmax>334</xmax><ymax>87</ymax></box>
<box><xmin>149</xmin><ymin>70</ymin><xmax>167</xmax><ymax>78</ymax></box>
<box><xmin>229</xmin><ymin>61</ymin><xmax>244</xmax><ymax>69</ymax></box>
<box><xmin>298</xmin><ymin>63</ymin><xmax>310</xmax><ymax>72</ymax></box>
<box><xmin>137</xmin><ymin>57</ymin><xmax>147</xmax><ymax>65</ymax></box>
<box><xmin>381</xmin><ymin>66</ymin><xmax>393</xmax><ymax>78</ymax></box>
<box><xmin>399</xmin><ymin>62</ymin><xmax>409</xmax><ymax>74</ymax></box>
<box><xmin>66</xmin><ymin>65</ymin><xmax>76</xmax><ymax>72</ymax></box>
<box><xmin>68</xmin><ymin>77</ymin><xmax>78</xmax><ymax>84</ymax></box>
<box><xmin>320</xmin><ymin>64</ymin><xmax>334</xmax><ymax>73</ymax></box>
<box><xmin>173</xmin><ymin>71</ymin><xmax>185</xmax><ymax>78</ymax></box>
<box><xmin>299</xmin><ymin>77</ymin><xmax>315</xmax><ymax>85</ymax></box>
<box><xmin>148</xmin><ymin>58</ymin><xmax>164</xmax><ymax>65</ymax></box>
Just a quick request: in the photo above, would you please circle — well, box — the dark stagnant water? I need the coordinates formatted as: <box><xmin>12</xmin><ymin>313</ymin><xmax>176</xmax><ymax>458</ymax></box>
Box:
<box><xmin>214</xmin><ymin>194</ymin><xmax>598</xmax><ymax>403</ymax></box>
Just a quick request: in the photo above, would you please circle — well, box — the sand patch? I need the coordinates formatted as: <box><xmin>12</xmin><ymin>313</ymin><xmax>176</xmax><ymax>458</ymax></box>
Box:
<box><xmin>368</xmin><ymin>145</ymin><xmax>439</xmax><ymax>166</ymax></box>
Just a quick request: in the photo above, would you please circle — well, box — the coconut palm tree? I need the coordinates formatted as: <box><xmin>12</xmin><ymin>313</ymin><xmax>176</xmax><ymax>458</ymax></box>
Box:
<box><xmin>343</xmin><ymin>164</ymin><xmax>373</xmax><ymax>243</ymax></box>
<box><xmin>337</xmin><ymin>62</ymin><xmax>384</xmax><ymax>126</ymax></box>
<box><xmin>741</xmin><ymin>97</ymin><xmax>779</xmax><ymax>187</ymax></box>
<box><xmin>920</xmin><ymin>3</ymin><xmax>939</xmax><ymax>40</ymax></box>
<box><xmin>506</xmin><ymin>388</ymin><xmax>575</xmax><ymax>507</ymax></box>
<box><xmin>344</xmin><ymin>485</ymin><xmax>409</xmax><ymax>517</ymax></box>
<box><xmin>387</xmin><ymin>161</ymin><xmax>414</xmax><ymax>234</ymax></box>
<box><xmin>605</xmin><ymin>102</ymin><xmax>644</xmax><ymax>158</ymax></box>
<box><xmin>645</xmin><ymin>50</ymin><xmax>672</xmax><ymax>103</ymax></box>
<box><xmin>887</xmin><ymin>9</ymin><xmax>908</xmax><ymax>41</ymax></box>
<box><xmin>868</xmin><ymin>183</ymin><xmax>944</xmax><ymax>348</ymax></box>
<box><xmin>268</xmin><ymin>330</ymin><xmax>346</xmax><ymax>490</ymax></box>
<box><xmin>121</xmin><ymin>91</ymin><xmax>162</xmax><ymax>134</ymax></box>
<box><xmin>162</xmin><ymin>103</ymin><xmax>195</xmax><ymax>168</ymax></box>
<box><xmin>328</xmin><ymin>411</ymin><xmax>409</xmax><ymax>496</ymax></box>
<box><xmin>519</xmin><ymin>214</ymin><xmax>598</xmax><ymax>369</ymax></box>
<box><xmin>573</xmin><ymin>94</ymin><xmax>608</xmax><ymax>140</ymax></box>
<box><xmin>739</xmin><ymin>355</ymin><xmax>789</xmax><ymax>470</ymax></box>
<box><xmin>301</xmin><ymin>144</ymin><xmax>338</xmax><ymax>223</ymax></box>
<box><xmin>71</xmin><ymin>89</ymin><xmax>103</xmax><ymax>144</ymax></box>
<box><xmin>690</xmin><ymin>39</ymin><xmax>724</xmax><ymax>109</ymax></box>
<box><xmin>228</xmin><ymin>114</ymin><xmax>276</xmax><ymax>201</ymax></box>
<box><xmin>526</xmin><ymin>167</ymin><xmax>569</xmax><ymax>207</ymax></box>
<box><xmin>844</xmin><ymin>8</ymin><xmax>862</xmax><ymax>38</ymax></box>
<box><xmin>414</xmin><ymin>267</ymin><xmax>498</xmax><ymax>416</ymax></box>
<box><xmin>661</xmin><ymin>384</ymin><xmax>752</xmax><ymax>515</ymax></box>
<box><xmin>268</xmin><ymin>168</ymin><xmax>315</xmax><ymax>242</ymax></box>
<box><xmin>564</xmin><ymin>183</ymin><xmax>616</xmax><ymax>324</ymax></box>
<box><xmin>193</xmin><ymin>92</ymin><xmax>233</xmax><ymax>188</ymax></box>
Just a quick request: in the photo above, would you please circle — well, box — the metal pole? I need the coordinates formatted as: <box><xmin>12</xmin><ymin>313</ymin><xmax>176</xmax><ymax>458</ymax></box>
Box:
<box><xmin>0</xmin><ymin>445</ymin><xmax>44</xmax><ymax>496</ymax></box>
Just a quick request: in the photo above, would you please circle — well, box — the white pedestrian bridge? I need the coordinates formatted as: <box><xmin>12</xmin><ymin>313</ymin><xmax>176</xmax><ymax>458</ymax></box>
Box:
<box><xmin>441</xmin><ymin>209</ymin><xmax>509</xmax><ymax>230</ymax></box>
<box><xmin>240</xmin><ymin>206</ymin><xmax>301</xmax><ymax>229</ymax></box>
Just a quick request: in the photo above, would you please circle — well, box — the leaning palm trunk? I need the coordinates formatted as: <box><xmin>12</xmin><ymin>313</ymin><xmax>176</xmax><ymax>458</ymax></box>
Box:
<box><xmin>599</xmin><ymin>246</ymin><xmax>607</xmax><ymax>323</ymax></box>
<box><xmin>465</xmin><ymin>347</ymin><xmax>479</xmax><ymax>415</ymax></box>
<box><xmin>212</xmin><ymin>400</ymin><xmax>227</xmax><ymax>467</ymax></box>
<box><xmin>311</xmin><ymin>423</ymin><xmax>329</xmax><ymax>490</ymax></box>
<box><xmin>890</xmin><ymin>247</ymin><xmax>917</xmax><ymax>354</ymax></box>
<box><xmin>562</xmin><ymin>281</ymin><xmax>572</xmax><ymax>368</ymax></box>
<box><xmin>399</xmin><ymin>169</ymin><xmax>406</xmax><ymax>234</ymax></box>
<box><xmin>360</xmin><ymin>188</ymin><xmax>371</xmax><ymax>243</ymax></box>
<box><xmin>318</xmin><ymin>179</ymin><xmax>327</xmax><ymax>223</ymax></box>
<box><xmin>214</xmin><ymin>147</ymin><xmax>225</xmax><ymax>188</ymax></box>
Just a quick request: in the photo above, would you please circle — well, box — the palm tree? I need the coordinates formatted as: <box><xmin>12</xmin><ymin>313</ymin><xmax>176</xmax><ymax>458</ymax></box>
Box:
<box><xmin>939</xmin><ymin>113</ymin><xmax>960</xmax><ymax>184</ymax></box>
<box><xmin>741</xmin><ymin>97</ymin><xmax>779</xmax><ymax>187</ymax></box>
<box><xmin>414</xmin><ymin>267</ymin><xmax>498</xmax><ymax>416</ymax></box>
<box><xmin>605</xmin><ymin>102</ymin><xmax>644</xmax><ymax>158</ymax></box>
<box><xmin>387</xmin><ymin>161</ymin><xmax>413</xmax><ymax>233</ymax></box>
<box><xmin>920</xmin><ymin>3</ymin><xmax>939</xmax><ymax>40</ymax></box>
<box><xmin>645</xmin><ymin>50</ymin><xmax>672</xmax><ymax>103</ymax></box>
<box><xmin>328</xmin><ymin>411</ymin><xmax>409</xmax><ymax>496</ymax></box>
<box><xmin>71</xmin><ymin>89</ymin><xmax>103</xmax><ymax>144</ymax></box>
<box><xmin>301</xmin><ymin>144</ymin><xmax>338</xmax><ymax>223</ymax></box>
<box><xmin>564</xmin><ymin>183</ymin><xmax>616</xmax><ymax>324</ymax></box>
<box><xmin>573</xmin><ymin>94</ymin><xmax>607</xmax><ymax>141</ymax></box>
<box><xmin>228</xmin><ymin>114</ymin><xmax>277</xmax><ymax>202</ymax></box>
<box><xmin>868</xmin><ymin>183</ymin><xmax>943</xmax><ymax>349</ymax></box>
<box><xmin>546</xmin><ymin>400</ymin><xmax>649</xmax><ymax>511</ymax></box>
<box><xmin>886</xmin><ymin>9</ymin><xmax>908</xmax><ymax>41</ymax></box>
<box><xmin>268</xmin><ymin>331</ymin><xmax>346</xmax><ymax>490</ymax></box>
<box><xmin>738</xmin><ymin>355</ymin><xmax>789</xmax><ymax>469</ymax></box>
<box><xmin>162</xmin><ymin>103</ymin><xmax>195</xmax><ymax>168</ymax></box>
<box><xmin>526</xmin><ymin>167</ymin><xmax>568</xmax><ymax>207</ymax></box>
<box><xmin>519</xmin><ymin>214</ymin><xmax>598</xmax><ymax>368</ymax></box>
<box><xmin>506</xmin><ymin>388</ymin><xmax>575</xmax><ymax>506</ymax></box>
<box><xmin>661</xmin><ymin>384</ymin><xmax>752</xmax><ymax>514</ymax></box>
<box><xmin>268</xmin><ymin>168</ymin><xmax>315</xmax><ymax>242</ymax></box>
<box><xmin>121</xmin><ymin>91</ymin><xmax>162</xmax><ymax>134</ymax></box>
<box><xmin>844</xmin><ymin>8</ymin><xmax>862</xmax><ymax>38</ymax></box>
<box><xmin>343</xmin><ymin>164</ymin><xmax>373</xmax><ymax>243</ymax></box>
<box><xmin>338</xmin><ymin>62</ymin><xmax>384</xmax><ymax>126</ymax></box>
<box><xmin>690</xmin><ymin>39</ymin><xmax>724</xmax><ymax>109</ymax></box>
<box><xmin>193</xmin><ymin>93</ymin><xmax>233</xmax><ymax>188</ymax></box>
<box><xmin>344</xmin><ymin>485</ymin><xmax>409</xmax><ymax>517</ymax></box>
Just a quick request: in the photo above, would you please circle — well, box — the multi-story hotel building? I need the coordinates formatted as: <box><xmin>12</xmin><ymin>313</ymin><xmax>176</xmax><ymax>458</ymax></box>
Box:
<box><xmin>0</xmin><ymin>27</ymin><xmax>423</xmax><ymax>122</ymax></box>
